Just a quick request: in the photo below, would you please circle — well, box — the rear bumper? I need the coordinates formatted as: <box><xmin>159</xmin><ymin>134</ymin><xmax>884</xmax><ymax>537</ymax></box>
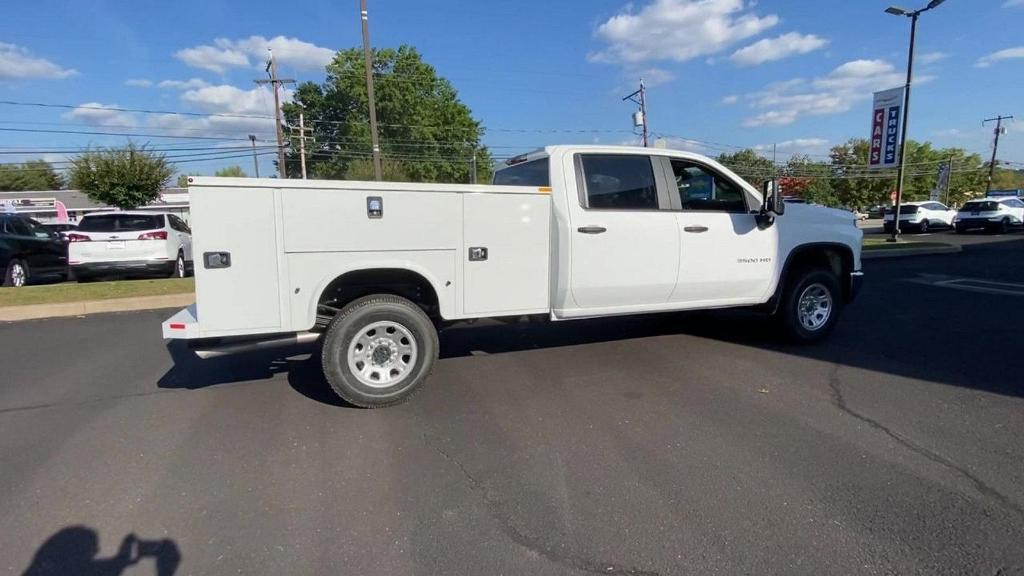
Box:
<box><xmin>955</xmin><ymin>218</ymin><xmax>997</xmax><ymax>230</ymax></box>
<box><xmin>72</xmin><ymin>259</ymin><xmax>175</xmax><ymax>276</ymax></box>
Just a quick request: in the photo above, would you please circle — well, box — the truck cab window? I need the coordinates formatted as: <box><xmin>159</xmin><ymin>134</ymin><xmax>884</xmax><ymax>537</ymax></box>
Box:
<box><xmin>580</xmin><ymin>155</ymin><xmax>658</xmax><ymax>210</ymax></box>
<box><xmin>670</xmin><ymin>160</ymin><xmax>748</xmax><ymax>213</ymax></box>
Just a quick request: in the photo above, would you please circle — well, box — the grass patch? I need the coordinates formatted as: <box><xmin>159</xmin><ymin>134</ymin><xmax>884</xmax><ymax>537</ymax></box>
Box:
<box><xmin>863</xmin><ymin>238</ymin><xmax>950</xmax><ymax>251</ymax></box>
<box><xmin>0</xmin><ymin>278</ymin><xmax>194</xmax><ymax>307</ymax></box>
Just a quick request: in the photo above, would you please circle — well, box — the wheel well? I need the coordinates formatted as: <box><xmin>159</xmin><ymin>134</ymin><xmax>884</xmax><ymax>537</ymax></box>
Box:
<box><xmin>317</xmin><ymin>269</ymin><xmax>440</xmax><ymax>319</ymax></box>
<box><xmin>766</xmin><ymin>244</ymin><xmax>853</xmax><ymax>312</ymax></box>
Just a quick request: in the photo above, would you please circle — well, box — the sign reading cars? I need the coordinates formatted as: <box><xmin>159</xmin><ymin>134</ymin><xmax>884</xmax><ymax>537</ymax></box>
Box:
<box><xmin>869</xmin><ymin>87</ymin><xmax>905</xmax><ymax>170</ymax></box>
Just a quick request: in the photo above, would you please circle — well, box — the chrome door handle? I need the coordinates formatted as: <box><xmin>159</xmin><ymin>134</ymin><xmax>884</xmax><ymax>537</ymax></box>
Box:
<box><xmin>683</xmin><ymin>225</ymin><xmax>709</xmax><ymax>233</ymax></box>
<box><xmin>577</xmin><ymin>226</ymin><xmax>607</xmax><ymax>234</ymax></box>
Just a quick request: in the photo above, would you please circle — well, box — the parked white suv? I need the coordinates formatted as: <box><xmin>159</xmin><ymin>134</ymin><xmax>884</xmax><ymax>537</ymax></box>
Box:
<box><xmin>882</xmin><ymin>201</ymin><xmax>956</xmax><ymax>234</ymax></box>
<box><xmin>69</xmin><ymin>212</ymin><xmax>193</xmax><ymax>280</ymax></box>
<box><xmin>954</xmin><ymin>197</ymin><xmax>1024</xmax><ymax>234</ymax></box>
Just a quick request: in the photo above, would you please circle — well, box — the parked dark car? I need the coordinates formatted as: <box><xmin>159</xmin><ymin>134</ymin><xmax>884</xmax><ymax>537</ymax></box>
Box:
<box><xmin>1</xmin><ymin>214</ymin><xmax>68</xmax><ymax>287</ymax></box>
<box><xmin>43</xmin><ymin>222</ymin><xmax>78</xmax><ymax>241</ymax></box>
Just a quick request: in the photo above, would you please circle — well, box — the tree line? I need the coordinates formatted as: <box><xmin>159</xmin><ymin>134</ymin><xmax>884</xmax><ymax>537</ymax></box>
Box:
<box><xmin>718</xmin><ymin>139</ymin><xmax>1024</xmax><ymax>209</ymax></box>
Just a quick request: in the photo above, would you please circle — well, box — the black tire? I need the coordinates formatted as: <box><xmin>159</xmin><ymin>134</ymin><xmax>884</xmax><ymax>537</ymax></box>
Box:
<box><xmin>998</xmin><ymin>218</ymin><xmax>1010</xmax><ymax>235</ymax></box>
<box><xmin>3</xmin><ymin>259</ymin><xmax>28</xmax><ymax>287</ymax></box>
<box><xmin>774</xmin><ymin>268</ymin><xmax>843</xmax><ymax>343</ymax></box>
<box><xmin>320</xmin><ymin>294</ymin><xmax>438</xmax><ymax>408</ymax></box>
<box><xmin>918</xmin><ymin>219</ymin><xmax>929</xmax><ymax>233</ymax></box>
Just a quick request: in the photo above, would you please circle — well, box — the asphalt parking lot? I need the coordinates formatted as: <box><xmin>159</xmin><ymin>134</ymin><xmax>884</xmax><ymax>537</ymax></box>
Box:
<box><xmin>2</xmin><ymin>237</ymin><xmax>1024</xmax><ymax>575</ymax></box>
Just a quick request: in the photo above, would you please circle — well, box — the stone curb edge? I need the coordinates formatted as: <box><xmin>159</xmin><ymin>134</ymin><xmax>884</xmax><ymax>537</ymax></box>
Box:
<box><xmin>862</xmin><ymin>244</ymin><xmax>963</xmax><ymax>260</ymax></box>
<box><xmin>0</xmin><ymin>293</ymin><xmax>195</xmax><ymax>322</ymax></box>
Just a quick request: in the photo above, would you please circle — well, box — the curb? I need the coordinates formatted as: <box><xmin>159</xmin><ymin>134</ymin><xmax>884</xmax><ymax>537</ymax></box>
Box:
<box><xmin>0</xmin><ymin>293</ymin><xmax>195</xmax><ymax>322</ymax></box>
<box><xmin>862</xmin><ymin>244</ymin><xmax>962</xmax><ymax>259</ymax></box>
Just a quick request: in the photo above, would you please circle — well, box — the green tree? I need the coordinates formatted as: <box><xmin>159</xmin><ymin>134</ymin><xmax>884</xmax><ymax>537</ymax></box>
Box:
<box><xmin>801</xmin><ymin>178</ymin><xmax>839</xmax><ymax>207</ymax></box>
<box><xmin>0</xmin><ymin>160</ymin><xmax>64</xmax><ymax>191</ymax></box>
<box><xmin>214</xmin><ymin>166</ymin><xmax>247</xmax><ymax>178</ymax></box>
<box><xmin>70</xmin><ymin>144</ymin><xmax>174</xmax><ymax>210</ymax></box>
<box><xmin>716</xmin><ymin>149</ymin><xmax>776</xmax><ymax>188</ymax></box>
<box><xmin>282</xmin><ymin>45</ymin><xmax>491</xmax><ymax>183</ymax></box>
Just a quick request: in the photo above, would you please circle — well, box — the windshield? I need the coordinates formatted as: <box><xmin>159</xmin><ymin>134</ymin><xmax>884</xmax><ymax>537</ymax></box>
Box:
<box><xmin>78</xmin><ymin>214</ymin><xmax>164</xmax><ymax>232</ymax></box>
<box><xmin>493</xmin><ymin>158</ymin><xmax>550</xmax><ymax>187</ymax></box>
<box><xmin>961</xmin><ymin>201</ymin><xmax>999</xmax><ymax>212</ymax></box>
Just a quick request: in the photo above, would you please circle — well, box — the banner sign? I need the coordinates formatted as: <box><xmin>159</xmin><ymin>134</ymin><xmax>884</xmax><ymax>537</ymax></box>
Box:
<box><xmin>869</xmin><ymin>87</ymin><xmax>905</xmax><ymax>169</ymax></box>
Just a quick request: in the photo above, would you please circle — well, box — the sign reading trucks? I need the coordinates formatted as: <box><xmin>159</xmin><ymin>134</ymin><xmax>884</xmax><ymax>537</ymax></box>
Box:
<box><xmin>869</xmin><ymin>87</ymin><xmax>905</xmax><ymax>170</ymax></box>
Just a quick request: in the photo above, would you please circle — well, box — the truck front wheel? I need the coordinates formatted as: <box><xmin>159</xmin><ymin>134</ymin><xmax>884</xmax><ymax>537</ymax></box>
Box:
<box><xmin>320</xmin><ymin>294</ymin><xmax>439</xmax><ymax>408</ymax></box>
<box><xmin>774</xmin><ymin>268</ymin><xmax>843</xmax><ymax>343</ymax></box>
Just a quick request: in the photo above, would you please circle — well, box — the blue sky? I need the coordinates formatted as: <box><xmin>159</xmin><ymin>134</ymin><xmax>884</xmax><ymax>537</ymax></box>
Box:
<box><xmin>1</xmin><ymin>0</ymin><xmax>1023</xmax><ymax>178</ymax></box>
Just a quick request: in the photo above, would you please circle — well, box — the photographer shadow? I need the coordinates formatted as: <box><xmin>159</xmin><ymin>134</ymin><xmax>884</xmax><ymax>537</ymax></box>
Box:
<box><xmin>22</xmin><ymin>526</ymin><xmax>180</xmax><ymax>576</ymax></box>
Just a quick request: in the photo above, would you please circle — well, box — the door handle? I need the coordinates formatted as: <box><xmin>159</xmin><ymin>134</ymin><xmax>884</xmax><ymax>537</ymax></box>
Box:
<box><xmin>683</xmin><ymin>225</ymin><xmax>709</xmax><ymax>233</ymax></box>
<box><xmin>577</xmin><ymin>226</ymin><xmax>607</xmax><ymax>234</ymax></box>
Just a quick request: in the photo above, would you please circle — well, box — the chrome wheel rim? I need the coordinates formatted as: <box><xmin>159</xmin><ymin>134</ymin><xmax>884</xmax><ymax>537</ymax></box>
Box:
<box><xmin>10</xmin><ymin>263</ymin><xmax>26</xmax><ymax>287</ymax></box>
<box><xmin>347</xmin><ymin>320</ymin><xmax>418</xmax><ymax>388</ymax></box>
<box><xmin>797</xmin><ymin>283</ymin><xmax>832</xmax><ymax>331</ymax></box>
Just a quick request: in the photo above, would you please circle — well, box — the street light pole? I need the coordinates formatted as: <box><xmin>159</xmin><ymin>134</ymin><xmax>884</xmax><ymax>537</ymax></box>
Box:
<box><xmin>885</xmin><ymin>0</ymin><xmax>946</xmax><ymax>242</ymax></box>
<box><xmin>888</xmin><ymin>11</ymin><xmax>918</xmax><ymax>242</ymax></box>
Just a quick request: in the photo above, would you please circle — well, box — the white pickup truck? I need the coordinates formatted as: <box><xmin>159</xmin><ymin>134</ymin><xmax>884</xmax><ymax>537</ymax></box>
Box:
<box><xmin>163</xmin><ymin>145</ymin><xmax>863</xmax><ymax>407</ymax></box>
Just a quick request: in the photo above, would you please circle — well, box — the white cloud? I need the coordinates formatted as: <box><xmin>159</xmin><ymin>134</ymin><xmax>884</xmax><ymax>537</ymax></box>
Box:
<box><xmin>1004</xmin><ymin>0</ymin><xmax>1024</xmax><ymax>7</ymax></box>
<box><xmin>975</xmin><ymin>46</ymin><xmax>1024</xmax><ymax>68</ymax></box>
<box><xmin>124</xmin><ymin>78</ymin><xmax>153</xmax><ymax>87</ymax></box>
<box><xmin>0</xmin><ymin>42</ymin><xmax>77</xmax><ymax>79</ymax></box>
<box><xmin>741</xmin><ymin>59</ymin><xmax>927</xmax><ymax>127</ymax></box>
<box><xmin>146</xmin><ymin>83</ymin><xmax>291</xmax><ymax>137</ymax></box>
<box><xmin>175</xmin><ymin>35</ymin><xmax>335</xmax><ymax>73</ymax></box>
<box><xmin>589</xmin><ymin>0</ymin><xmax>778</xmax><ymax>64</ymax></box>
<box><xmin>754</xmin><ymin>138</ymin><xmax>829</xmax><ymax>152</ymax></box>
<box><xmin>637</xmin><ymin>67</ymin><xmax>675</xmax><ymax>87</ymax></box>
<box><xmin>721</xmin><ymin>94</ymin><xmax>739</xmax><ymax>105</ymax></box>
<box><xmin>916</xmin><ymin>51</ymin><xmax>948</xmax><ymax>66</ymax></box>
<box><xmin>63</xmin><ymin>102</ymin><xmax>138</xmax><ymax>127</ymax></box>
<box><xmin>729</xmin><ymin>32</ymin><xmax>828</xmax><ymax>66</ymax></box>
<box><xmin>158</xmin><ymin>78</ymin><xmax>211</xmax><ymax>90</ymax></box>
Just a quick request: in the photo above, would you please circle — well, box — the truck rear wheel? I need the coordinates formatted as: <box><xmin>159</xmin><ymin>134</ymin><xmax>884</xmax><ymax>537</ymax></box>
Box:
<box><xmin>320</xmin><ymin>294</ymin><xmax>438</xmax><ymax>408</ymax></box>
<box><xmin>774</xmin><ymin>268</ymin><xmax>842</xmax><ymax>343</ymax></box>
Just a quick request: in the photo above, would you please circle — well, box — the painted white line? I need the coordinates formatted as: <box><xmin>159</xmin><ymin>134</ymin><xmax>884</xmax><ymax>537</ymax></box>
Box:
<box><xmin>932</xmin><ymin>278</ymin><xmax>1024</xmax><ymax>297</ymax></box>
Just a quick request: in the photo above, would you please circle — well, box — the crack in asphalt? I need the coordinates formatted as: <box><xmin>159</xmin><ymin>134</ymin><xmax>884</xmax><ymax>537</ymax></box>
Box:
<box><xmin>422</xmin><ymin>433</ymin><xmax>661</xmax><ymax>576</ymax></box>
<box><xmin>826</xmin><ymin>362</ymin><xmax>1023</xmax><ymax>519</ymax></box>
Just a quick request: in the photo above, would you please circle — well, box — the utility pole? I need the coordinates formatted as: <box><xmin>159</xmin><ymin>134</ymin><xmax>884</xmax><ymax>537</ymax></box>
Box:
<box><xmin>983</xmin><ymin>115</ymin><xmax>1013</xmax><ymax>195</ymax></box>
<box><xmin>298</xmin><ymin>110</ymin><xmax>309</xmax><ymax>179</ymax></box>
<box><xmin>943</xmin><ymin>153</ymin><xmax>953</xmax><ymax>206</ymax></box>
<box><xmin>360</xmin><ymin>0</ymin><xmax>383</xmax><ymax>180</ymax></box>
<box><xmin>248</xmin><ymin>134</ymin><xmax>260</xmax><ymax>178</ymax></box>
<box><xmin>470</xmin><ymin>152</ymin><xmax>477</xmax><ymax>184</ymax></box>
<box><xmin>623</xmin><ymin>79</ymin><xmax>648</xmax><ymax>147</ymax></box>
<box><xmin>254</xmin><ymin>49</ymin><xmax>294</xmax><ymax>178</ymax></box>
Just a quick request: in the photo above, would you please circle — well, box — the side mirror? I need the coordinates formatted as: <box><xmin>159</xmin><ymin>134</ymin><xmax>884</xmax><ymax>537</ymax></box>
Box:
<box><xmin>762</xmin><ymin>179</ymin><xmax>785</xmax><ymax>216</ymax></box>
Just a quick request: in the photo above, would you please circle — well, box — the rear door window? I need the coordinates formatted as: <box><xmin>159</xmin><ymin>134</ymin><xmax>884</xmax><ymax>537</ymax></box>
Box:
<box><xmin>5</xmin><ymin>217</ymin><xmax>32</xmax><ymax>236</ymax></box>
<box><xmin>578</xmin><ymin>154</ymin><xmax>659</xmax><ymax>210</ymax></box>
<box><xmin>78</xmin><ymin>214</ymin><xmax>164</xmax><ymax>232</ymax></box>
<box><xmin>493</xmin><ymin>158</ymin><xmax>550</xmax><ymax>187</ymax></box>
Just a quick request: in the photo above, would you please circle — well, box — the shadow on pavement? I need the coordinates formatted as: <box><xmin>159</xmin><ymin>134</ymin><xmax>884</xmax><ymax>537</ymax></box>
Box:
<box><xmin>21</xmin><ymin>526</ymin><xmax>180</xmax><ymax>576</ymax></box>
<box><xmin>157</xmin><ymin>239</ymin><xmax>1024</xmax><ymax>406</ymax></box>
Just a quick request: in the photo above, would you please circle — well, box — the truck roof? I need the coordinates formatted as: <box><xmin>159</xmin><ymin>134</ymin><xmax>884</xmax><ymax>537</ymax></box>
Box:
<box><xmin>498</xmin><ymin>144</ymin><xmax>740</xmax><ymax>171</ymax></box>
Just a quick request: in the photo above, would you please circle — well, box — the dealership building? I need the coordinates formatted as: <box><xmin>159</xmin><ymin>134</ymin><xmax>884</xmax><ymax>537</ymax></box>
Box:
<box><xmin>0</xmin><ymin>188</ymin><xmax>190</xmax><ymax>224</ymax></box>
